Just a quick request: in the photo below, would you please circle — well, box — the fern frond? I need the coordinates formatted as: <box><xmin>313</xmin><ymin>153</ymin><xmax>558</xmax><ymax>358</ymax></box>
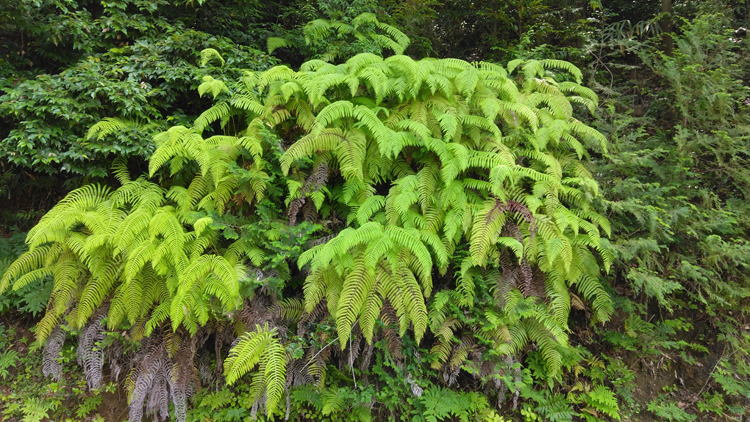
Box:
<box><xmin>336</xmin><ymin>257</ymin><xmax>375</xmax><ymax>348</ymax></box>
<box><xmin>224</xmin><ymin>324</ymin><xmax>287</xmax><ymax>415</ymax></box>
<box><xmin>267</xmin><ymin>37</ymin><xmax>293</xmax><ymax>54</ymax></box>
<box><xmin>170</xmin><ymin>255</ymin><xmax>238</xmax><ymax>330</ymax></box>
<box><xmin>0</xmin><ymin>246</ymin><xmax>53</xmax><ymax>294</ymax></box>
<box><xmin>200</xmin><ymin>48</ymin><xmax>225</xmax><ymax>67</ymax></box>
<box><xmin>198</xmin><ymin>76</ymin><xmax>229</xmax><ymax>100</ymax></box>
<box><xmin>87</xmin><ymin>118</ymin><xmax>152</xmax><ymax>141</ymax></box>
<box><xmin>540</xmin><ymin>59</ymin><xmax>583</xmax><ymax>83</ymax></box>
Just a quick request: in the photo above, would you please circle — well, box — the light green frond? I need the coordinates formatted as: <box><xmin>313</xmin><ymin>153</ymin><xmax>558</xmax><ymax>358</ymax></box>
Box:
<box><xmin>333</xmin><ymin>129</ymin><xmax>367</xmax><ymax>181</ymax></box>
<box><xmin>113</xmin><ymin>208</ymin><xmax>153</xmax><ymax>254</ymax></box>
<box><xmin>315</xmin><ymin>100</ymin><xmax>355</xmax><ymax>129</ymax></box>
<box><xmin>224</xmin><ymin>324</ymin><xmax>287</xmax><ymax>415</ymax></box>
<box><xmin>568</xmin><ymin>120</ymin><xmax>608</xmax><ymax>152</ymax></box>
<box><xmin>336</xmin><ymin>257</ymin><xmax>375</xmax><ymax>348</ymax></box>
<box><xmin>198</xmin><ymin>76</ymin><xmax>229</xmax><ymax>100</ymax></box>
<box><xmin>12</xmin><ymin>267</ymin><xmax>53</xmax><ymax>292</ymax></box>
<box><xmin>376</xmin><ymin>22</ymin><xmax>410</xmax><ymax>54</ymax></box>
<box><xmin>0</xmin><ymin>246</ymin><xmax>53</xmax><ymax>294</ymax></box>
<box><xmin>470</xmin><ymin>200</ymin><xmax>509</xmax><ymax>267</ymax></box>
<box><xmin>76</xmin><ymin>257</ymin><xmax>122</xmax><ymax>327</ymax></box>
<box><xmin>171</xmin><ymin>254</ymin><xmax>238</xmax><ymax>330</ymax></box>
<box><xmin>200</xmin><ymin>48</ymin><xmax>225</xmax><ymax>67</ymax></box>
<box><xmin>387</xmin><ymin>227</ymin><xmax>433</xmax><ymax>293</ymax></box>
<box><xmin>267</xmin><ymin>37</ymin><xmax>293</xmax><ymax>54</ymax></box>
<box><xmin>359</xmin><ymin>277</ymin><xmax>384</xmax><ymax>343</ymax></box>
<box><xmin>524</xmin><ymin>317</ymin><xmax>563</xmax><ymax>377</ymax></box>
<box><xmin>87</xmin><ymin>117</ymin><xmax>150</xmax><ymax>141</ymax></box>
<box><xmin>507</xmin><ymin>59</ymin><xmax>524</xmax><ymax>74</ymax></box>
<box><xmin>280</xmin><ymin>128</ymin><xmax>346</xmax><ymax>175</ymax></box>
<box><xmin>540</xmin><ymin>59</ymin><xmax>583</xmax><ymax>83</ymax></box>
<box><xmin>395</xmin><ymin>262</ymin><xmax>428</xmax><ymax>343</ymax></box>
<box><xmin>455</xmin><ymin>68</ymin><xmax>479</xmax><ymax>99</ymax></box>
<box><xmin>230</xmin><ymin>95</ymin><xmax>265</xmax><ymax>116</ymax></box>
<box><xmin>123</xmin><ymin>243</ymin><xmax>156</xmax><ymax>282</ymax></box>
<box><xmin>356</xmin><ymin>195</ymin><xmax>386</xmax><ymax>225</ymax></box>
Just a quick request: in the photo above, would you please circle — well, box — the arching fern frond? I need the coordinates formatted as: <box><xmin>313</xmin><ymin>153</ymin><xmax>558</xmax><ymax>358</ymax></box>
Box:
<box><xmin>224</xmin><ymin>324</ymin><xmax>287</xmax><ymax>416</ymax></box>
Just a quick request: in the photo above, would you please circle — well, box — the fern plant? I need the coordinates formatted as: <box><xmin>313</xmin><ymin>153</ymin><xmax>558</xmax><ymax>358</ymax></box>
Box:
<box><xmin>415</xmin><ymin>386</ymin><xmax>490</xmax><ymax>422</ymax></box>
<box><xmin>1</xmin><ymin>45</ymin><xmax>612</xmax><ymax>418</ymax></box>
<box><xmin>0</xmin><ymin>349</ymin><xmax>18</xmax><ymax>380</ymax></box>
<box><xmin>267</xmin><ymin>12</ymin><xmax>409</xmax><ymax>63</ymax></box>
<box><xmin>0</xmin><ymin>168</ymin><xmax>251</xmax><ymax>420</ymax></box>
<box><xmin>191</xmin><ymin>50</ymin><xmax>613</xmax><ymax>396</ymax></box>
<box><xmin>0</xmin><ymin>176</ymin><xmax>244</xmax><ymax>343</ymax></box>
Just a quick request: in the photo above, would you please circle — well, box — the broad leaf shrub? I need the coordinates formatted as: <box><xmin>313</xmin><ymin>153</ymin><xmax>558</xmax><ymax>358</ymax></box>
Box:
<box><xmin>0</xmin><ymin>0</ymin><xmax>277</xmax><ymax>177</ymax></box>
<box><xmin>0</xmin><ymin>49</ymin><xmax>613</xmax><ymax>420</ymax></box>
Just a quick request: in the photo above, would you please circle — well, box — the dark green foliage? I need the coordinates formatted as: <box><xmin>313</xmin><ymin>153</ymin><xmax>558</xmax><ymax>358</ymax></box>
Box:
<box><xmin>589</xmin><ymin>7</ymin><xmax>750</xmax><ymax>420</ymax></box>
<box><xmin>414</xmin><ymin>387</ymin><xmax>490</xmax><ymax>422</ymax></box>
<box><xmin>0</xmin><ymin>0</ymin><xmax>276</xmax><ymax>177</ymax></box>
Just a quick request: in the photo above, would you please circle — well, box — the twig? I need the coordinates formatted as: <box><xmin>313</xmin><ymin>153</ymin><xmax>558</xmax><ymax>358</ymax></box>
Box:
<box><xmin>590</xmin><ymin>49</ymin><xmax>615</xmax><ymax>91</ymax></box>
<box><xmin>693</xmin><ymin>346</ymin><xmax>738</xmax><ymax>401</ymax></box>
<box><xmin>301</xmin><ymin>318</ymin><xmax>360</xmax><ymax>375</ymax></box>
<box><xmin>301</xmin><ymin>336</ymin><xmax>339</xmax><ymax>371</ymax></box>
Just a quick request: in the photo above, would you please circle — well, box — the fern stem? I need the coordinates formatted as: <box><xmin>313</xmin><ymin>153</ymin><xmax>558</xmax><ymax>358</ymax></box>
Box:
<box><xmin>350</xmin><ymin>334</ymin><xmax>357</xmax><ymax>389</ymax></box>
